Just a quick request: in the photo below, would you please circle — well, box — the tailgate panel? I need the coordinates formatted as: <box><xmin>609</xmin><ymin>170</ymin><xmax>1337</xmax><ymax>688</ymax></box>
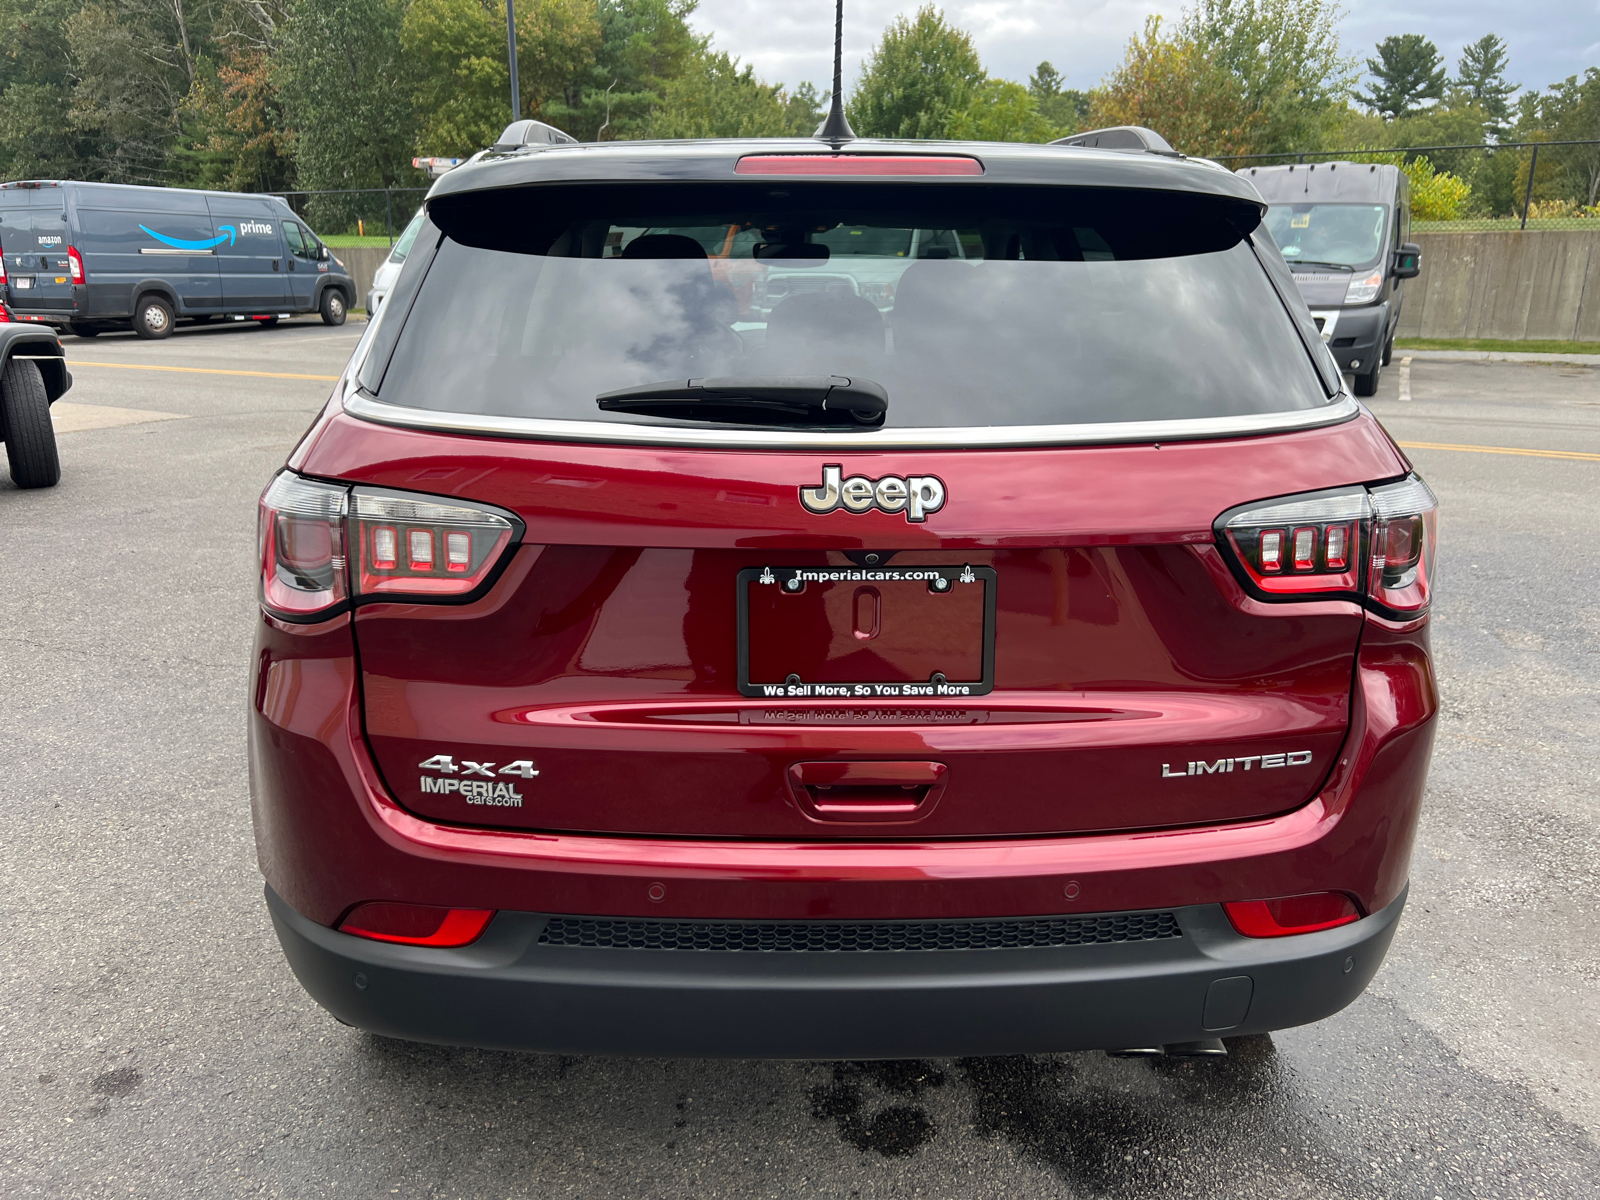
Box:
<box><xmin>356</xmin><ymin>544</ymin><xmax>1359</xmax><ymax>838</ymax></box>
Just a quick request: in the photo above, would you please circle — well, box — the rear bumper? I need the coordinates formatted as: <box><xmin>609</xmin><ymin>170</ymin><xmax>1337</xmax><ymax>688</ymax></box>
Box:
<box><xmin>267</xmin><ymin>882</ymin><xmax>1406</xmax><ymax>1058</ymax></box>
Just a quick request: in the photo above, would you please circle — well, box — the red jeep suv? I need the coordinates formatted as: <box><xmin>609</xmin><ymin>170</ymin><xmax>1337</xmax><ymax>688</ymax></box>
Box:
<box><xmin>250</xmin><ymin>127</ymin><xmax>1437</xmax><ymax>1059</ymax></box>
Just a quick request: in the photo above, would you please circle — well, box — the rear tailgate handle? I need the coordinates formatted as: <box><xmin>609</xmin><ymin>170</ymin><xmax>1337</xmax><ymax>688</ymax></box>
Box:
<box><xmin>786</xmin><ymin>761</ymin><xmax>948</xmax><ymax>824</ymax></box>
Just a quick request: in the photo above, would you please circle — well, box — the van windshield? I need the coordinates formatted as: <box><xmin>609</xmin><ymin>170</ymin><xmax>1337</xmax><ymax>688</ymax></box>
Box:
<box><xmin>1263</xmin><ymin>204</ymin><xmax>1387</xmax><ymax>269</ymax></box>
<box><xmin>387</xmin><ymin>211</ymin><xmax>426</xmax><ymax>265</ymax></box>
<box><xmin>367</xmin><ymin>184</ymin><xmax>1331</xmax><ymax>430</ymax></box>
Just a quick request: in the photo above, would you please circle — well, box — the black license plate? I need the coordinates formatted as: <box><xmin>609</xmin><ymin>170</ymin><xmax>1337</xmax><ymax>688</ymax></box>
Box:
<box><xmin>737</xmin><ymin>564</ymin><xmax>996</xmax><ymax>699</ymax></box>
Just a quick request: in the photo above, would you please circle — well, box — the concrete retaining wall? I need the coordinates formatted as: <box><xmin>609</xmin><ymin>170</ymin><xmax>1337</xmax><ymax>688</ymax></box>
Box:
<box><xmin>1399</xmin><ymin>231</ymin><xmax>1600</xmax><ymax>341</ymax></box>
<box><xmin>332</xmin><ymin>246</ymin><xmax>392</xmax><ymax>312</ymax></box>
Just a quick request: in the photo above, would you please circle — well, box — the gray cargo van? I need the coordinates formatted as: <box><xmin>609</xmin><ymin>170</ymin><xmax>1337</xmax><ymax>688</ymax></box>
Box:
<box><xmin>0</xmin><ymin>181</ymin><xmax>355</xmax><ymax>338</ymax></box>
<box><xmin>1239</xmin><ymin>162</ymin><xmax>1422</xmax><ymax>397</ymax></box>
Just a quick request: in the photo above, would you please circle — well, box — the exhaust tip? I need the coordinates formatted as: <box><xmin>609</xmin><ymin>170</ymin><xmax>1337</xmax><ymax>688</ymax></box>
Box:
<box><xmin>1163</xmin><ymin>1038</ymin><xmax>1228</xmax><ymax>1058</ymax></box>
<box><xmin>1105</xmin><ymin>1039</ymin><xmax>1230</xmax><ymax>1059</ymax></box>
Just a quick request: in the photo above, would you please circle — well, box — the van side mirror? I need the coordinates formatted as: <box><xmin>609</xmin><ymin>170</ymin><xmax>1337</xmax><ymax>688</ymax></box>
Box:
<box><xmin>318</xmin><ymin>245</ymin><xmax>330</xmax><ymax>262</ymax></box>
<box><xmin>1392</xmin><ymin>243</ymin><xmax>1422</xmax><ymax>280</ymax></box>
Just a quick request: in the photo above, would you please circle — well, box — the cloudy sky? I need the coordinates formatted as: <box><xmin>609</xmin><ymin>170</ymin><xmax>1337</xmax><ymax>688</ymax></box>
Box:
<box><xmin>689</xmin><ymin>0</ymin><xmax>1597</xmax><ymax>109</ymax></box>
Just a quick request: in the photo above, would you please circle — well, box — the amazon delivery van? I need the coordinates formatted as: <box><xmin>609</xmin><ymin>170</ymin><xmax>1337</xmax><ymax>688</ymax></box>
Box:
<box><xmin>0</xmin><ymin>181</ymin><xmax>354</xmax><ymax>338</ymax></box>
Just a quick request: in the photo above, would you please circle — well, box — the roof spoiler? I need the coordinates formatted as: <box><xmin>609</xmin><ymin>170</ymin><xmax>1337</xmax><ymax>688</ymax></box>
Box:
<box><xmin>1051</xmin><ymin>126</ymin><xmax>1180</xmax><ymax>157</ymax></box>
<box><xmin>491</xmin><ymin>120</ymin><xmax>579</xmax><ymax>152</ymax></box>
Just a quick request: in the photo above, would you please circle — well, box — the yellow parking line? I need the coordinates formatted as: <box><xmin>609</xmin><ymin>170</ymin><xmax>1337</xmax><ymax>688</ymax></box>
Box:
<box><xmin>67</xmin><ymin>361</ymin><xmax>340</xmax><ymax>382</ymax></box>
<box><xmin>1398</xmin><ymin>440</ymin><xmax>1600</xmax><ymax>462</ymax></box>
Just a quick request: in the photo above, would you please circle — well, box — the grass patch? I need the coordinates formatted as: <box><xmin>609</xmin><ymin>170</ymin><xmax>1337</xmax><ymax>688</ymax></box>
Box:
<box><xmin>1395</xmin><ymin>337</ymin><xmax>1600</xmax><ymax>355</ymax></box>
<box><xmin>321</xmin><ymin>235</ymin><xmax>395</xmax><ymax>248</ymax></box>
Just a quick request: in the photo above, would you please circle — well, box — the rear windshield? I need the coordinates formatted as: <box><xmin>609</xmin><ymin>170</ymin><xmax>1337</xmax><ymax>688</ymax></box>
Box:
<box><xmin>367</xmin><ymin>183</ymin><xmax>1331</xmax><ymax>430</ymax></box>
<box><xmin>1264</xmin><ymin>204</ymin><xmax>1387</xmax><ymax>269</ymax></box>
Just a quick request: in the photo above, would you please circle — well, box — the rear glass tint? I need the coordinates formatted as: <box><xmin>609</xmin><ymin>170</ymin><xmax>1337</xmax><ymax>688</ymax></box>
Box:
<box><xmin>367</xmin><ymin>183</ymin><xmax>1332</xmax><ymax>430</ymax></box>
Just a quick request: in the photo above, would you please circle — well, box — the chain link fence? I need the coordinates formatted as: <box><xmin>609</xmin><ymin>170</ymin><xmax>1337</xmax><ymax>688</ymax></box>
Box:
<box><xmin>270</xmin><ymin>186</ymin><xmax>430</xmax><ymax>244</ymax></box>
<box><xmin>1215</xmin><ymin>141</ymin><xmax>1600</xmax><ymax>231</ymax></box>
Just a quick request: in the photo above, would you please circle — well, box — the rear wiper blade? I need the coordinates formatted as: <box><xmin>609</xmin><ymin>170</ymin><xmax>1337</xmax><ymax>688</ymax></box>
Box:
<box><xmin>597</xmin><ymin>375</ymin><xmax>888</xmax><ymax>428</ymax></box>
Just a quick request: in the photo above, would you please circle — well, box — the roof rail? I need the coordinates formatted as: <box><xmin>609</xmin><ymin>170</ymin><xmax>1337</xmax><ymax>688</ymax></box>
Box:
<box><xmin>1051</xmin><ymin>126</ymin><xmax>1180</xmax><ymax>156</ymax></box>
<box><xmin>491</xmin><ymin>120</ymin><xmax>579</xmax><ymax>152</ymax></box>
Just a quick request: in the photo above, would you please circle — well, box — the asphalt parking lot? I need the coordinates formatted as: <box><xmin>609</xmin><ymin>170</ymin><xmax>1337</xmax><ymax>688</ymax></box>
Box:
<box><xmin>2</xmin><ymin>326</ymin><xmax>1598</xmax><ymax>1198</ymax></box>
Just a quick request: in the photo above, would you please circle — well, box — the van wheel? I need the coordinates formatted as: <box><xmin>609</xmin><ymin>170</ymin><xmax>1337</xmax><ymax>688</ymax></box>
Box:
<box><xmin>1</xmin><ymin>357</ymin><xmax>61</xmax><ymax>488</ymax></box>
<box><xmin>257</xmin><ymin>316</ymin><xmax>279</xmax><ymax>327</ymax></box>
<box><xmin>1382</xmin><ymin>337</ymin><xmax>1394</xmax><ymax>367</ymax></box>
<box><xmin>67</xmin><ymin>322</ymin><xmax>101</xmax><ymax>338</ymax></box>
<box><xmin>134</xmin><ymin>295</ymin><xmax>174</xmax><ymax>339</ymax></box>
<box><xmin>1352</xmin><ymin>360</ymin><xmax>1381</xmax><ymax>397</ymax></box>
<box><xmin>319</xmin><ymin>289</ymin><xmax>348</xmax><ymax>326</ymax></box>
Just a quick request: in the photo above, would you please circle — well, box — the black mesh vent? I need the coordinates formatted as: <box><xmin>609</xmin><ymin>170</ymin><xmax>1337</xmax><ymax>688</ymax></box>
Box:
<box><xmin>537</xmin><ymin>911</ymin><xmax>1181</xmax><ymax>952</ymax></box>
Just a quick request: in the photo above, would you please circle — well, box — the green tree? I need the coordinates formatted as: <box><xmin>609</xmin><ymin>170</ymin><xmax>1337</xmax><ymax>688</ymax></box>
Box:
<box><xmin>178</xmin><ymin>46</ymin><xmax>296</xmax><ymax>193</ymax></box>
<box><xmin>0</xmin><ymin>0</ymin><xmax>102</xmax><ymax>179</ymax></box>
<box><xmin>279</xmin><ymin>0</ymin><xmax>416</xmax><ymax>229</ymax></box>
<box><xmin>1090</xmin><ymin>16</ymin><xmax>1259</xmax><ymax>158</ymax></box>
<box><xmin>1179</xmin><ymin>0</ymin><xmax>1355</xmax><ymax>151</ymax></box>
<box><xmin>1028</xmin><ymin>61</ymin><xmax>1088</xmax><ymax>131</ymax></box>
<box><xmin>950</xmin><ymin>77</ymin><xmax>1060</xmax><ymax>142</ymax></box>
<box><xmin>541</xmin><ymin>0</ymin><xmax>701</xmax><ymax>141</ymax></box>
<box><xmin>643</xmin><ymin>49</ymin><xmax>817</xmax><ymax>138</ymax></box>
<box><xmin>847</xmin><ymin>5</ymin><xmax>985</xmax><ymax>139</ymax></box>
<box><xmin>1356</xmin><ymin>34</ymin><xmax>1447</xmax><ymax>119</ymax></box>
<box><xmin>402</xmin><ymin>0</ymin><xmax>600</xmax><ymax>157</ymax></box>
<box><xmin>66</xmin><ymin>0</ymin><xmax>201</xmax><ymax>183</ymax></box>
<box><xmin>1454</xmin><ymin>33</ymin><xmax>1517</xmax><ymax>136</ymax></box>
<box><xmin>1521</xmin><ymin>69</ymin><xmax>1600</xmax><ymax>207</ymax></box>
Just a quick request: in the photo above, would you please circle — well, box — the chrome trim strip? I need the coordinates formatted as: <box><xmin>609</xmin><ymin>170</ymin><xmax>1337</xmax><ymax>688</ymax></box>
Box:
<box><xmin>139</xmin><ymin>247</ymin><xmax>214</xmax><ymax>256</ymax></box>
<box><xmin>342</xmin><ymin>393</ymin><xmax>1360</xmax><ymax>449</ymax></box>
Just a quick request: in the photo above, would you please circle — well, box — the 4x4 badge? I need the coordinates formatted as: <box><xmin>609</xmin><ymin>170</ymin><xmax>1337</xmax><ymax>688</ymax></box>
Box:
<box><xmin>800</xmin><ymin>465</ymin><xmax>946</xmax><ymax>523</ymax></box>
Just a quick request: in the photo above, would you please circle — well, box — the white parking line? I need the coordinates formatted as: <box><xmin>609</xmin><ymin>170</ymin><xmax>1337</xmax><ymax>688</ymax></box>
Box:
<box><xmin>1398</xmin><ymin>355</ymin><xmax>1413</xmax><ymax>402</ymax></box>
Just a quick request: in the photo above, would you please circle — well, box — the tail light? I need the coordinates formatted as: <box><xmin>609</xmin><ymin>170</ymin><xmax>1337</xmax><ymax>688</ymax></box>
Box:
<box><xmin>1217</xmin><ymin>474</ymin><xmax>1437</xmax><ymax>617</ymax></box>
<box><xmin>259</xmin><ymin>473</ymin><xmax>348</xmax><ymax>619</ymax></box>
<box><xmin>1367</xmin><ymin>476</ymin><xmax>1437</xmax><ymax>615</ymax></box>
<box><xmin>339</xmin><ymin>902</ymin><xmax>494</xmax><ymax>947</ymax></box>
<box><xmin>351</xmin><ymin>489</ymin><xmax>519</xmax><ymax>596</ymax></box>
<box><xmin>735</xmin><ymin>155</ymin><xmax>984</xmax><ymax>176</ymax></box>
<box><xmin>1224</xmin><ymin>892</ymin><xmax>1361</xmax><ymax>937</ymax></box>
<box><xmin>257</xmin><ymin>471</ymin><xmax>523</xmax><ymax>621</ymax></box>
<box><xmin>67</xmin><ymin>245</ymin><xmax>84</xmax><ymax>283</ymax></box>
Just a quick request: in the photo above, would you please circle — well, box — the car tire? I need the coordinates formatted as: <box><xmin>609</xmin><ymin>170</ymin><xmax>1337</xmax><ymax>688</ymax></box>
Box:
<box><xmin>1352</xmin><ymin>360</ymin><xmax>1381</xmax><ymax>397</ymax></box>
<box><xmin>67</xmin><ymin>322</ymin><xmax>100</xmax><ymax>338</ymax></box>
<box><xmin>0</xmin><ymin>356</ymin><xmax>61</xmax><ymax>488</ymax></box>
<box><xmin>257</xmin><ymin>316</ymin><xmax>280</xmax><ymax>328</ymax></box>
<box><xmin>1382</xmin><ymin>337</ymin><xmax>1394</xmax><ymax>367</ymax></box>
<box><xmin>319</xmin><ymin>289</ymin><xmax>348</xmax><ymax>327</ymax></box>
<box><xmin>134</xmin><ymin>295</ymin><xmax>174</xmax><ymax>340</ymax></box>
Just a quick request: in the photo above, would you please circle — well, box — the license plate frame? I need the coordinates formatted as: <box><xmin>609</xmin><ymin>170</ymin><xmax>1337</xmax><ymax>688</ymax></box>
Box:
<box><xmin>12</xmin><ymin>276</ymin><xmax>33</xmax><ymax>290</ymax></box>
<box><xmin>737</xmin><ymin>564</ymin><xmax>997</xmax><ymax>699</ymax></box>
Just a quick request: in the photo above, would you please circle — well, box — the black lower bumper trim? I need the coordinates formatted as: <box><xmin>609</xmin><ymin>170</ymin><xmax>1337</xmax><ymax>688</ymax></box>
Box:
<box><xmin>266</xmin><ymin>885</ymin><xmax>1406</xmax><ymax>1059</ymax></box>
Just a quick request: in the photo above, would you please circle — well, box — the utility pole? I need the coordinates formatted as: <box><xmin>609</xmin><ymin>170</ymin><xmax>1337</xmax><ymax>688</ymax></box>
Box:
<box><xmin>506</xmin><ymin>0</ymin><xmax>521</xmax><ymax>121</ymax></box>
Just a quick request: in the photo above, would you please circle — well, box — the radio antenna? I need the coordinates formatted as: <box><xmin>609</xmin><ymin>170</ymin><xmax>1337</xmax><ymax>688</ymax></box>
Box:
<box><xmin>813</xmin><ymin>0</ymin><xmax>856</xmax><ymax>143</ymax></box>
